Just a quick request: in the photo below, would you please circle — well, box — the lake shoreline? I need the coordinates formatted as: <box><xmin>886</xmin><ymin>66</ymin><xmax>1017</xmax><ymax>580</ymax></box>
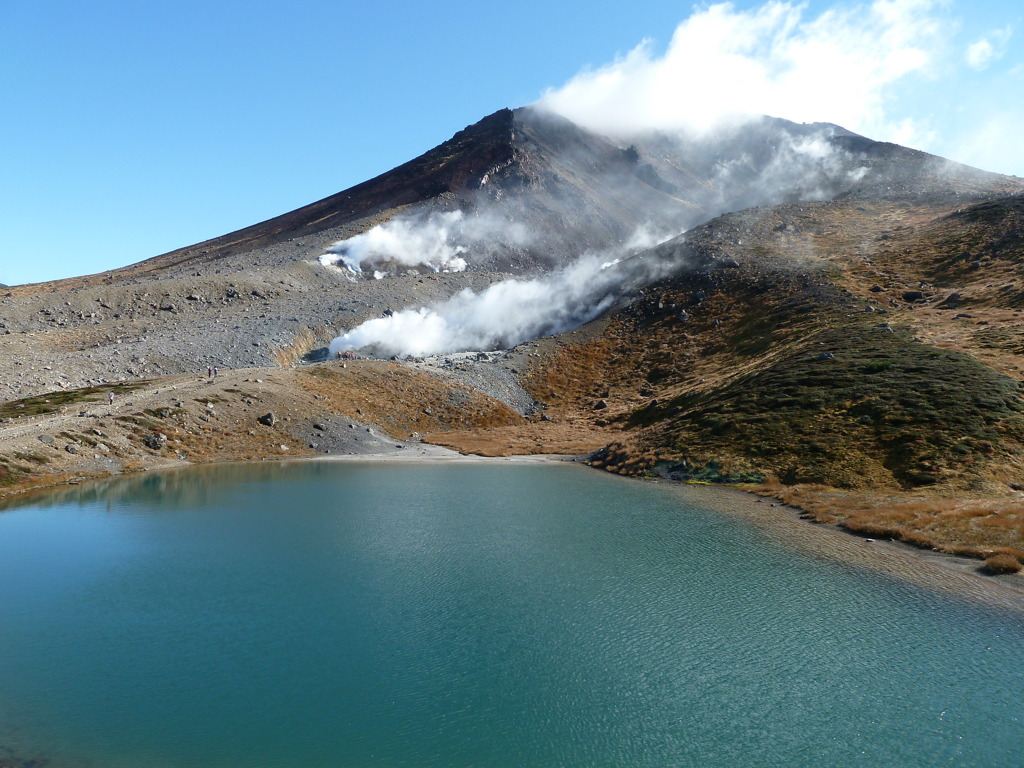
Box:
<box><xmin>304</xmin><ymin>448</ymin><xmax>1024</xmax><ymax>613</ymax></box>
<box><xmin>4</xmin><ymin>440</ymin><xmax>1023</xmax><ymax>614</ymax></box>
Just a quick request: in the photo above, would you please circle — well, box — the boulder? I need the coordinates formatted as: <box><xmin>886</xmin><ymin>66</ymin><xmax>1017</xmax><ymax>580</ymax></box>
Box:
<box><xmin>258</xmin><ymin>412</ymin><xmax>277</xmax><ymax>426</ymax></box>
<box><xmin>143</xmin><ymin>433</ymin><xmax>167</xmax><ymax>450</ymax></box>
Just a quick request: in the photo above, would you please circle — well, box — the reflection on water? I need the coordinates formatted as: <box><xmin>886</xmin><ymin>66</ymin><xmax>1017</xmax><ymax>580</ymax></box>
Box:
<box><xmin>0</xmin><ymin>462</ymin><xmax>1022</xmax><ymax>768</ymax></box>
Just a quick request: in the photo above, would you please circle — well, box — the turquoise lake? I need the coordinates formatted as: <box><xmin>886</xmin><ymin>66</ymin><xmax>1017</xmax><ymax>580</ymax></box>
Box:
<box><xmin>0</xmin><ymin>461</ymin><xmax>1021</xmax><ymax>767</ymax></box>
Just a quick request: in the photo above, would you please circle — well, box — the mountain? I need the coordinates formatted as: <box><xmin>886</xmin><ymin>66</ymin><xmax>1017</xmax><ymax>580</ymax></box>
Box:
<box><xmin>33</xmin><ymin>106</ymin><xmax>1015</xmax><ymax>282</ymax></box>
<box><xmin>2</xmin><ymin>106</ymin><xmax>1024</xmax><ymax>567</ymax></box>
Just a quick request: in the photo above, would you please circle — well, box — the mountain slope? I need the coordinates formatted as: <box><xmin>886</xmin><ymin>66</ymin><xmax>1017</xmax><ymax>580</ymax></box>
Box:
<box><xmin>4</xmin><ymin>106</ymin><xmax>1024</xmax><ymax>566</ymax></box>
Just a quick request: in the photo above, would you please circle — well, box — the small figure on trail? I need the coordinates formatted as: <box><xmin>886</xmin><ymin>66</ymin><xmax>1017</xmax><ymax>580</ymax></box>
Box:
<box><xmin>208</xmin><ymin>366</ymin><xmax>213</xmax><ymax>378</ymax></box>
<box><xmin>108</xmin><ymin>391</ymin><xmax>114</xmax><ymax>405</ymax></box>
<box><xmin>213</xmin><ymin>366</ymin><xmax>219</xmax><ymax>378</ymax></box>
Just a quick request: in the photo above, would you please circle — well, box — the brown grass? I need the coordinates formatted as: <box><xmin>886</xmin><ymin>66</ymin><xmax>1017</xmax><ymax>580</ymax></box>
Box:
<box><xmin>300</xmin><ymin>360</ymin><xmax>523</xmax><ymax>440</ymax></box>
<box><xmin>981</xmin><ymin>554</ymin><xmax>1023</xmax><ymax>574</ymax></box>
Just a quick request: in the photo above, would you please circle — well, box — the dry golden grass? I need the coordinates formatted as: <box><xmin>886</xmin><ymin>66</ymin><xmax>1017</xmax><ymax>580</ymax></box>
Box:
<box><xmin>300</xmin><ymin>360</ymin><xmax>523</xmax><ymax>440</ymax></box>
<box><xmin>750</xmin><ymin>482</ymin><xmax>1024</xmax><ymax>562</ymax></box>
<box><xmin>981</xmin><ymin>553</ymin><xmax>1023</xmax><ymax>574</ymax></box>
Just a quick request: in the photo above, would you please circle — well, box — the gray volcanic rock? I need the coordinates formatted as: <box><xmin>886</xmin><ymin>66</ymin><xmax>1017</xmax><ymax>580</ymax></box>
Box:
<box><xmin>1</xmin><ymin>107</ymin><xmax>1021</xmax><ymax>403</ymax></box>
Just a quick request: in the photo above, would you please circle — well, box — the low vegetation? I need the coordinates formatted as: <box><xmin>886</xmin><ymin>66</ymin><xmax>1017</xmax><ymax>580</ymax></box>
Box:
<box><xmin>0</xmin><ymin>382</ymin><xmax>148</xmax><ymax>420</ymax></box>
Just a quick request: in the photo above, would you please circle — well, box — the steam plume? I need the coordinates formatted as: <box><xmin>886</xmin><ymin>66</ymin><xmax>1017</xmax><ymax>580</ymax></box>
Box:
<box><xmin>328</xmin><ymin>237</ymin><xmax>676</xmax><ymax>358</ymax></box>
<box><xmin>320</xmin><ymin>210</ymin><xmax>531</xmax><ymax>277</ymax></box>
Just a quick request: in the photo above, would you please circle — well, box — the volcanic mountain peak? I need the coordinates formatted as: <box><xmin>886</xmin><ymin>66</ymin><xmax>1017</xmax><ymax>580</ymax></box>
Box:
<box><xmin>21</xmin><ymin>106</ymin><xmax>1016</xmax><ymax>293</ymax></box>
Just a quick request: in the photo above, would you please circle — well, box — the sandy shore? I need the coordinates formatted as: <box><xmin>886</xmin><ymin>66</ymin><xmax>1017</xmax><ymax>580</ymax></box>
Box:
<box><xmin>311</xmin><ymin>445</ymin><xmax>580</xmax><ymax>464</ymax></box>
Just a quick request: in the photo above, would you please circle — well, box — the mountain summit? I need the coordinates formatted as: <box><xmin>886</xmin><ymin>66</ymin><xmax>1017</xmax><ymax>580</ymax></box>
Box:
<box><xmin>113</xmin><ymin>106</ymin><xmax>1018</xmax><ymax>278</ymax></box>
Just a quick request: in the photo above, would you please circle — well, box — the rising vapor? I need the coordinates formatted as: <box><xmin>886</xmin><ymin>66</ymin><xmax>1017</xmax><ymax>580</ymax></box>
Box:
<box><xmin>328</xmin><ymin>241</ymin><xmax>676</xmax><ymax>358</ymax></box>
<box><xmin>320</xmin><ymin>210</ymin><xmax>532</xmax><ymax>277</ymax></box>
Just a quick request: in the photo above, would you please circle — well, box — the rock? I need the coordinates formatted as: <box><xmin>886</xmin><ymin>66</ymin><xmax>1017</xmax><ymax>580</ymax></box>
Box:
<box><xmin>65</xmin><ymin>444</ymin><xmax>78</xmax><ymax>454</ymax></box>
<box><xmin>38</xmin><ymin>434</ymin><xmax>54</xmax><ymax>444</ymax></box>
<box><xmin>593</xmin><ymin>399</ymin><xmax>608</xmax><ymax>411</ymax></box>
<box><xmin>313</xmin><ymin>423</ymin><xmax>326</xmax><ymax>431</ymax></box>
<box><xmin>902</xmin><ymin>290</ymin><xmax>926</xmax><ymax>302</ymax></box>
<box><xmin>869</xmin><ymin>285</ymin><xmax>885</xmax><ymax>293</ymax></box>
<box><xmin>816</xmin><ymin>352</ymin><xmax>835</xmax><ymax>360</ymax></box>
<box><xmin>258</xmin><ymin>412</ymin><xmax>277</xmax><ymax>426</ymax></box>
<box><xmin>540</xmin><ymin>412</ymin><xmax>552</xmax><ymax>422</ymax></box>
<box><xmin>143</xmin><ymin>433</ymin><xmax>167</xmax><ymax>450</ymax></box>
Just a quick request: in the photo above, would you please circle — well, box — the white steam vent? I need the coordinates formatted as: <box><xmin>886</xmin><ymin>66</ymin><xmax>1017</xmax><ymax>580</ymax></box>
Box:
<box><xmin>328</xmin><ymin>227</ymin><xmax>679</xmax><ymax>359</ymax></box>
<box><xmin>319</xmin><ymin>210</ymin><xmax>532</xmax><ymax>277</ymax></box>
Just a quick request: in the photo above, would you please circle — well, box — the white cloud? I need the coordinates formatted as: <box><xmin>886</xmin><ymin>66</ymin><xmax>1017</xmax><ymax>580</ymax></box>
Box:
<box><xmin>966</xmin><ymin>26</ymin><xmax>1013</xmax><ymax>70</ymax></box>
<box><xmin>538</xmin><ymin>0</ymin><xmax>945</xmax><ymax>143</ymax></box>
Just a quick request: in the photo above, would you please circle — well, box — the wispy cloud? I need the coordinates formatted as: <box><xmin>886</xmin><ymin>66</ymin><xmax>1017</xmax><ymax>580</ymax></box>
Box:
<box><xmin>966</xmin><ymin>26</ymin><xmax>1013</xmax><ymax>70</ymax></box>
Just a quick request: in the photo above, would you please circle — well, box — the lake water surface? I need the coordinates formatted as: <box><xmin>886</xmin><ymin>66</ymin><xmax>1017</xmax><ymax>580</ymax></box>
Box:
<box><xmin>0</xmin><ymin>461</ymin><xmax>1021</xmax><ymax>767</ymax></box>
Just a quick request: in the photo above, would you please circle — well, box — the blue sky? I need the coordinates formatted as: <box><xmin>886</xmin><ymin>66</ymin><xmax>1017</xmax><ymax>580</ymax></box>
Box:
<box><xmin>2</xmin><ymin>0</ymin><xmax>1022</xmax><ymax>286</ymax></box>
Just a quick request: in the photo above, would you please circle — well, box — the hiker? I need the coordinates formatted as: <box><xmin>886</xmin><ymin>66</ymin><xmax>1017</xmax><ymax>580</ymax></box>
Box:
<box><xmin>207</xmin><ymin>366</ymin><xmax>213</xmax><ymax>378</ymax></box>
<box><xmin>108</xmin><ymin>391</ymin><xmax>114</xmax><ymax>405</ymax></box>
<box><xmin>213</xmin><ymin>366</ymin><xmax>219</xmax><ymax>378</ymax></box>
